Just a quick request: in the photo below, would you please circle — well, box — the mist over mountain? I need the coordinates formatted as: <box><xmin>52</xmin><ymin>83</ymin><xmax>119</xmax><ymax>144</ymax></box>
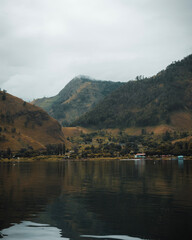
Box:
<box><xmin>33</xmin><ymin>75</ymin><xmax>123</xmax><ymax>126</ymax></box>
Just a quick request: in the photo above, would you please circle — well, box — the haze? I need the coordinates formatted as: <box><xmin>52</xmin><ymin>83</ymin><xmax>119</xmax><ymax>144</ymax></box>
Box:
<box><xmin>0</xmin><ymin>0</ymin><xmax>191</xmax><ymax>100</ymax></box>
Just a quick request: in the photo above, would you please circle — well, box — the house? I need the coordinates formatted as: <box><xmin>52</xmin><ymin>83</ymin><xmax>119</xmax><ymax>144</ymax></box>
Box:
<box><xmin>135</xmin><ymin>153</ymin><xmax>146</xmax><ymax>158</ymax></box>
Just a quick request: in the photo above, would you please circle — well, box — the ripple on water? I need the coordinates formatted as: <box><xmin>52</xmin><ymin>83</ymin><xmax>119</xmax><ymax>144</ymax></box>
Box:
<box><xmin>81</xmin><ymin>235</ymin><xmax>142</xmax><ymax>240</ymax></box>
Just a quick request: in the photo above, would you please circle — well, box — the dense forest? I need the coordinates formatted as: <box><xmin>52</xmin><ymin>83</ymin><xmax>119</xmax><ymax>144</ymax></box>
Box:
<box><xmin>73</xmin><ymin>54</ymin><xmax>192</xmax><ymax>128</ymax></box>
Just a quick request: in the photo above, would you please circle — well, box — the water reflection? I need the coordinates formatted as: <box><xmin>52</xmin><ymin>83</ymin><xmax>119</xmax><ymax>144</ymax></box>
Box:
<box><xmin>178</xmin><ymin>159</ymin><xmax>184</xmax><ymax>168</ymax></box>
<box><xmin>1</xmin><ymin>221</ymin><xmax>67</xmax><ymax>240</ymax></box>
<box><xmin>1</xmin><ymin>160</ymin><xmax>192</xmax><ymax>239</ymax></box>
<box><xmin>134</xmin><ymin>159</ymin><xmax>145</xmax><ymax>174</ymax></box>
<box><xmin>81</xmin><ymin>235</ymin><xmax>141</xmax><ymax>240</ymax></box>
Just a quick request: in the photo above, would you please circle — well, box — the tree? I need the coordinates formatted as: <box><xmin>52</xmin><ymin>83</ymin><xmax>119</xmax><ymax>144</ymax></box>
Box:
<box><xmin>141</xmin><ymin>128</ymin><xmax>146</xmax><ymax>135</ymax></box>
<box><xmin>6</xmin><ymin>148</ymin><xmax>12</xmax><ymax>159</ymax></box>
<box><xmin>162</xmin><ymin>131</ymin><xmax>171</xmax><ymax>141</ymax></box>
<box><xmin>135</xmin><ymin>75</ymin><xmax>144</xmax><ymax>81</ymax></box>
<box><xmin>2</xmin><ymin>90</ymin><xmax>6</xmax><ymax>100</ymax></box>
<box><xmin>11</xmin><ymin>128</ymin><xmax>16</xmax><ymax>133</ymax></box>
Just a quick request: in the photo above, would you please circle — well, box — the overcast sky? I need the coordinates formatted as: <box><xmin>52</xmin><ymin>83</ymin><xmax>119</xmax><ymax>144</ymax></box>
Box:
<box><xmin>0</xmin><ymin>0</ymin><xmax>192</xmax><ymax>100</ymax></box>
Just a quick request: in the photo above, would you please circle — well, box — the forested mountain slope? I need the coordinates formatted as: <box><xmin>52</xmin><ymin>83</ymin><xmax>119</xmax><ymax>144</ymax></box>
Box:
<box><xmin>73</xmin><ymin>54</ymin><xmax>192</xmax><ymax>129</ymax></box>
<box><xmin>33</xmin><ymin>76</ymin><xmax>123</xmax><ymax>126</ymax></box>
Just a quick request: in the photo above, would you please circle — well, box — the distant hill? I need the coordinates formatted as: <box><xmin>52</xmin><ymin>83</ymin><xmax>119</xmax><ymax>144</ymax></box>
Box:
<box><xmin>73</xmin><ymin>54</ymin><xmax>192</xmax><ymax>130</ymax></box>
<box><xmin>0</xmin><ymin>91</ymin><xmax>65</xmax><ymax>152</ymax></box>
<box><xmin>33</xmin><ymin>75</ymin><xmax>123</xmax><ymax>126</ymax></box>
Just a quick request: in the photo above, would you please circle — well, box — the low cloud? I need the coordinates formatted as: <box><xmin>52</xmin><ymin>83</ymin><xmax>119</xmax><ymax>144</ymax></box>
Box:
<box><xmin>0</xmin><ymin>0</ymin><xmax>192</xmax><ymax>100</ymax></box>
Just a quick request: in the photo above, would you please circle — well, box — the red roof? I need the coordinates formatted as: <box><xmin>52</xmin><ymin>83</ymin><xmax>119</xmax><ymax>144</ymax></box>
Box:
<box><xmin>135</xmin><ymin>153</ymin><xmax>146</xmax><ymax>156</ymax></box>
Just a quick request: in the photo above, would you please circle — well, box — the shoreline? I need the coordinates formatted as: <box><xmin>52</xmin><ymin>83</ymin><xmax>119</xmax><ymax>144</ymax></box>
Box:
<box><xmin>0</xmin><ymin>155</ymin><xmax>192</xmax><ymax>163</ymax></box>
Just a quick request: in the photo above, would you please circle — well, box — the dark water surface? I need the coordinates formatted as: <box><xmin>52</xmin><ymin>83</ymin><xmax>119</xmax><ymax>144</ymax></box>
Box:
<box><xmin>0</xmin><ymin>159</ymin><xmax>192</xmax><ymax>240</ymax></box>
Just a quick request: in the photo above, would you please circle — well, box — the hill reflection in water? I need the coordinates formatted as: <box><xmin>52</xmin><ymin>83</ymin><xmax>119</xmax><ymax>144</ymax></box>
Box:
<box><xmin>0</xmin><ymin>159</ymin><xmax>192</xmax><ymax>240</ymax></box>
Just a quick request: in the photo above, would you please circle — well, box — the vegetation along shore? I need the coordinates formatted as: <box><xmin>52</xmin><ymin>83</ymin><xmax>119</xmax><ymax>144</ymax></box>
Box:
<box><xmin>1</xmin><ymin>54</ymin><xmax>192</xmax><ymax>159</ymax></box>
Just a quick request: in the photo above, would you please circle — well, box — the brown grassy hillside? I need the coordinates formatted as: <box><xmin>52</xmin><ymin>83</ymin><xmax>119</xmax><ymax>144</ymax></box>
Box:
<box><xmin>0</xmin><ymin>91</ymin><xmax>65</xmax><ymax>152</ymax></box>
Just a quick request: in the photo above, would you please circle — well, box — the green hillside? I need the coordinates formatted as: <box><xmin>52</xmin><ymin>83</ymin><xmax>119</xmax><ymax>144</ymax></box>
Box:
<box><xmin>33</xmin><ymin>75</ymin><xmax>123</xmax><ymax>126</ymax></box>
<box><xmin>73</xmin><ymin>54</ymin><xmax>192</xmax><ymax>129</ymax></box>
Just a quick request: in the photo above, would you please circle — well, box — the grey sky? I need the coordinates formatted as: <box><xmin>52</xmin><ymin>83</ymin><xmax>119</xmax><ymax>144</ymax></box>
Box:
<box><xmin>0</xmin><ymin>0</ymin><xmax>192</xmax><ymax>100</ymax></box>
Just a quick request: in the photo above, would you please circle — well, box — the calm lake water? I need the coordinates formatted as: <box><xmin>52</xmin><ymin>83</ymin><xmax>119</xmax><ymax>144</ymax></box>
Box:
<box><xmin>0</xmin><ymin>159</ymin><xmax>192</xmax><ymax>240</ymax></box>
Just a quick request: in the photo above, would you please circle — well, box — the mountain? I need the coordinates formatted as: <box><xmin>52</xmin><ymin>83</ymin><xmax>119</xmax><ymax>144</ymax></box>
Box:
<box><xmin>33</xmin><ymin>75</ymin><xmax>123</xmax><ymax>126</ymax></box>
<box><xmin>0</xmin><ymin>91</ymin><xmax>65</xmax><ymax>152</ymax></box>
<box><xmin>73</xmin><ymin>54</ymin><xmax>192</xmax><ymax>130</ymax></box>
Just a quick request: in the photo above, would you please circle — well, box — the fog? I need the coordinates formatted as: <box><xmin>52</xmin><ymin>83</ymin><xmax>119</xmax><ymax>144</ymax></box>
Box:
<box><xmin>0</xmin><ymin>0</ymin><xmax>191</xmax><ymax>100</ymax></box>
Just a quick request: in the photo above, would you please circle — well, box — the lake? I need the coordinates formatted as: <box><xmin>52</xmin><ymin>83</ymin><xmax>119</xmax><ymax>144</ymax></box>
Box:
<box><xmin>0</xmin><ymin>159</ymin><xmax>192</xmax><ymax>240</ymax></box>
